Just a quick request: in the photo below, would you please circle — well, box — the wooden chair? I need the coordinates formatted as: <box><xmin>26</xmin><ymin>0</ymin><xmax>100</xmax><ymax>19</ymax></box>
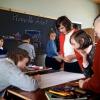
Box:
<box><xmin>83</xmin><ymin>28</ymin><xmax>99</xmax><ymax>43</ymax></box>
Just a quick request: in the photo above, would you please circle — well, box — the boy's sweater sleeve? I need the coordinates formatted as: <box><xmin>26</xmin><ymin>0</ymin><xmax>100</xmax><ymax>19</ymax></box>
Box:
<box><xmin>8</xmin><ymin>65</ymin><xmax>39</xmax><ymax>91</ymax></box>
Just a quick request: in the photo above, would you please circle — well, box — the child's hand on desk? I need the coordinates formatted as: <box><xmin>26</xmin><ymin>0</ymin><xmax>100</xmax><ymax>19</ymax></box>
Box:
<box><xmin>33</xmin><ymin>74</ymin><xmax>41</xmax><ymax>82</ymax></box>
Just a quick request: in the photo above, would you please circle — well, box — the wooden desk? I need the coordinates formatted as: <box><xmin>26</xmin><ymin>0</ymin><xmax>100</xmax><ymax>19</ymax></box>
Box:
<box><xmin>6</xmin><ymin>81</ymin><xmax>79</xmax><ymax>100</ymax></box>
<box><xmin>6</xmin><ymin>71</ymin><xmax>85</xmax><ymax>100</ymax></box>
<box><xmin>6</xmin><ymin>81</ymin><xmax>100</xmax><ymax>100</ymax></box>
<box><xmin>7</xmin><ymin>88</ymin><xmax>47</xmax><ymax>100</ymax></box>
<box><xmin>6</xmin><ymin>69</ymin><xmax>57</xmax><ymax>100</ymax></box>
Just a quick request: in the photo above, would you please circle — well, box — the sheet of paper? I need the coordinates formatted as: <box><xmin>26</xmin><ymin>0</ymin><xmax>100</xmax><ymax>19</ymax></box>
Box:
<box><xmin>39</xmin><ymin>71</ymin><xmax>85</xmax><ymax>89</ymax></box>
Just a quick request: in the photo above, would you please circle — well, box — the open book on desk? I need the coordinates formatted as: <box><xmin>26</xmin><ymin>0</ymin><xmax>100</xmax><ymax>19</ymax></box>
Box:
<box><xmin>45</xmin><ymin>84</ymin><xmax>87</xmax><ymax>100</ymax></box>
<box><xmin>45</xmin><ymin>89</ymin><xmax>87</xmax><ymax>100</ymax></box>
<box><xmin>45</xmin><ymin>91</ymin><xmax>66</xmax><ymax>100</ymax></box>
<box><xmin>45</xmin><ymin>91</ymin><xmax>72</xmax><ymax>100</ymax></box>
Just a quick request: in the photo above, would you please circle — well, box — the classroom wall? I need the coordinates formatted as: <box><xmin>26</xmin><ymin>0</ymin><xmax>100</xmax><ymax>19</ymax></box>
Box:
<box><xmin>0</xmin><ymin>0</ymin><xmax>99</xmax><ymax>66</ymax></box>
<box><xmin>0</xmin><ymin>0</ymin><xmax>99</xmax><ymax>28</ymax></box>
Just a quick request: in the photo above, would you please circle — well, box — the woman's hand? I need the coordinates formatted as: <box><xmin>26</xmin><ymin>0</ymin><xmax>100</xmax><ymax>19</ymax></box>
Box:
<box><xmin>79</xmin><ymin>80</ymin><xmax>84</xmax><ymax>88</ymax></box>
<box><xmin>79</xmin><ymin>78</ymin><xmax>90</xmax><ymax>88</ymax></box>
<box><xmin>63</xmin><ymin>54</ymin><xmax>76</xmax><ymax>63</ymax></box>
<box><xmin>77</xmin><ymin>50</ymin><xmax>87</xmax><ymax>58</ymax></box>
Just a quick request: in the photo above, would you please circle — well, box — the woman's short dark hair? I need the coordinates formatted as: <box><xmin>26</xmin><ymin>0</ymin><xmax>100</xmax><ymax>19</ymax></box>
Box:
<box><xmin>7</xmin><ymin>48</ymin><xmax>30</xmax><ymax>65</ymax></box>
<box><xmin>70</xmin><ymin>30</ymin><xmax>93</xmax><ymax>49</ymax></box>
<box><xmin>56</xmin><ymin>16</ymin><xmax>72</xmax><ymax>31</ymax></box>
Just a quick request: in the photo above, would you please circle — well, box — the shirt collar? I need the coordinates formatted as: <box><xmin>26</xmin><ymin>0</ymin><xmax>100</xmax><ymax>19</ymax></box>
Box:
<box><xmin>0</xmin><ymin>47</ymin><xmax>3</xmax><ymax>50</ymax></box>
<box><xmin>6</xmin><ymin>58</ymin><xmax>15</xmax><ymax>65</ymax></box>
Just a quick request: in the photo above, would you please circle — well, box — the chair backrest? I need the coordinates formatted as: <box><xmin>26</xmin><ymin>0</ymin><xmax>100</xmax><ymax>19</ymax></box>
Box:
<box><xmin>83</xmin><ymin>28</ymin><xmax>99</xmax><ymax>43</ymax></box>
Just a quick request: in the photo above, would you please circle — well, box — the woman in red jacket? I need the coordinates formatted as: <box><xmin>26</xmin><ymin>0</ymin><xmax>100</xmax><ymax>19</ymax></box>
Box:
<box><xmin>56</xmin><ymin>16</ymin><xmax>81</xmax><ymax>73</ymax></box>
<box><xmin>79</xmin><ymin>15</ymin><xmax>100</xmax><ymax>93</ymax></box>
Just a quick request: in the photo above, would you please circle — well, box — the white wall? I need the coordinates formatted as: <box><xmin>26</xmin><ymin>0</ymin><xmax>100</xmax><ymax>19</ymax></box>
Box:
<box><xmin>0</xmin><ymin>0</ymin><xmax>99</xmax><ymax>28</ymax></box>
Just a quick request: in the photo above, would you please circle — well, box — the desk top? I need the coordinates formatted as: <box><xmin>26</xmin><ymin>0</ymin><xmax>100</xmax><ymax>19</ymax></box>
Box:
<box><xmin>39</xmin><ymin>71</ymin><xmax>85</xmax><ymax>89</ymax></box>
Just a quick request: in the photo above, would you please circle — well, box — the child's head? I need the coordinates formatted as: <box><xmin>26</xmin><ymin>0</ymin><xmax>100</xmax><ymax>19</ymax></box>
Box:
<box><xmin>7</xmin><ymin>48</ymin><xmax>30</xmax><ymax>70</ymax></box>
<box><xmin>56</xmin><ymin>16</ymin><xmax>72</xmax><ymax>34</ymax></box>
<box><xmin>49</xmin><ymin>32</ymin><xmax>56</xmax><ymax>40</ymax></box>
<box><xmin>70</xmin><ymin>30</ymin><xmax>93</xmax><ymax>50</ymax></box>
<box><xmin>21</xmin><ymin>34</ymin><xmax>31</xmax><ymax>43</ymax></box>
<box><xmin>93</xmin><ymin>14</ymin><xmax>100</xmax><ymax>39</ymax></box>
<box><xmin>0</xmin><ymin>36</ymin><xmax>4</xmax><ymax>47</ymax></box>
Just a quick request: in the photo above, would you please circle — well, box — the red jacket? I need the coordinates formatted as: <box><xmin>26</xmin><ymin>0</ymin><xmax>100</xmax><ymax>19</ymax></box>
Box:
<box><xmin>83</xmin><ymin>40</ymin><xmax>100</xmax><ymax>93</ymax></box>
<box><xmin>59</xmin><ymin>33</ymin><xmax>65</xmax><ymax>56</ymax></box>
<box><xmin>58</xmin><ymin>30</ymin><xmax>76</xmax><ymax>56</ymax></box>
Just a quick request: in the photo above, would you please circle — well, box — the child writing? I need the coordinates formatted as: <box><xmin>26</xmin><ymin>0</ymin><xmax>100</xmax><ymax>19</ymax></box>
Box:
<box><xmin>0</xmin><ymin>48</ymin><xmax>39</xmax><ymax>97</ymax></box>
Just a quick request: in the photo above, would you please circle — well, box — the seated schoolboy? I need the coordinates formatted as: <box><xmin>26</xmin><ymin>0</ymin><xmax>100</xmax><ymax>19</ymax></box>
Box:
<box><xmin>18</xmin><ymin>34</ymin><xmax>36</xmax><ymax>64</ymax></box>
<box><xmin>0</xmin><ymin>36</ymin><xmax>7</xmax><ymax>58</ymax></box>
<box><xmin>79</xmin><ymin>15</ymin><xmax>100</xmax><ymax>93</ymax></box>
<box><xmin>45</xmin><ymin>32</ymin><xmax>62</xmax><ymax>70</ymax></box>
<box><xmin>70</xmin><ymin>30</ymin><xmax>95</xmax><ymax>77</ymax></box>
<box><xmin>0</xmin><ymin>48</ymin><xmax>39</xmax><ymax>97</ymax></box>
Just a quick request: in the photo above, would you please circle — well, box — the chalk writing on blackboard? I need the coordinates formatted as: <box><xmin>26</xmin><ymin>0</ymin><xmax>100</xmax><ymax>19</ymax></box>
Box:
<box><xmin>0</xmin><ymin>9</ymin><xmax>56</xmax><ymax>54</ymax></box>
<box><xmin>12</xmin><ymin>13</ymin><xmax>48</xmax><ymax>25</ymax></box>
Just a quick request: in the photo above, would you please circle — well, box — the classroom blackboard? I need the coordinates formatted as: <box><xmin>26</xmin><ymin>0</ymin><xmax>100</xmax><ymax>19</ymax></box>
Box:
<box><xmin>0</xmin><ymin>9</ymin><xmax>56</xmax><ymax>54</ymax></box>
